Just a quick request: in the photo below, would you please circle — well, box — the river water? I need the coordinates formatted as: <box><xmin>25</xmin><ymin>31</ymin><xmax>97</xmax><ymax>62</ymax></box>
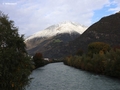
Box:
<box><xmin>26</xmin><ymin>62</ymin><xmax>120</xmax><ymax>90</ymax></box>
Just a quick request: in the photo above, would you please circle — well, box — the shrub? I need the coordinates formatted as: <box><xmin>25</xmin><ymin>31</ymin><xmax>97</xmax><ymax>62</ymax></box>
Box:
<box><xmin>88</xmin><ymin>42</ymin><xmax>111</xmax><ymax>54</ymax></box>
<box><xmin>33</xmin><ymin>52</ymin><xmax>44</xmax><ymax>68</ymax></box>
<box><xmin>105</xmin><ymin>49</ymin><xmax>120</xmax><ymax>78</ymax></box>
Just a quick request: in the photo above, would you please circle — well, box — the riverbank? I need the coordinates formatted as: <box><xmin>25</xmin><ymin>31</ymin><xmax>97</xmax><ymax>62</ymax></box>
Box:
<box><xmin>63</xmin><ymin>49</ymin><xmax>120</xmax><ymax>78</ymax></box>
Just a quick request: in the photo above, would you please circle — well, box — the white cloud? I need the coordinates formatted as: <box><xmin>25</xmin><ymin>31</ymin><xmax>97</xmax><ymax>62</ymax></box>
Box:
<box><xmin>108</xmin><ymin>0</ymin><xmax>120</xmax><ymax>13</ymax></box>
<box><xmin>0</xmin><ymin>0</ymin><xmax>116</xmax><ymax>36</ymax></box>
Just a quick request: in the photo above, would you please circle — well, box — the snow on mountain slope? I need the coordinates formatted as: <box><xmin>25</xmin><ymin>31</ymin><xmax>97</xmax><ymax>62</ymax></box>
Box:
<box><xmin>25</xmin><ymin>22</ymin><xmax>88</xmax><ymax>41</ymax></box>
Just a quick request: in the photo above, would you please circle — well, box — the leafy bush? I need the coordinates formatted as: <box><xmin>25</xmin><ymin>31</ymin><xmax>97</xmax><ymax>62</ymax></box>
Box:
<box><xmin>88</xmin><ymin>42</ymin><xmax>111</xmax><ymax>55</ymax></box>
<box><xmin>105</xmin><ymin>49</ymin><xmax>120</xmax><ymax>77</ymax></box>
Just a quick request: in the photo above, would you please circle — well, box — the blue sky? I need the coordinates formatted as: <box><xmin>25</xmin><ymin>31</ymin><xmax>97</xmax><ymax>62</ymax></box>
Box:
<box><xmin>92</xmin><ymin>0</ymin><xmax>119</xmax><ymax>23</ymax></box>
<box><xmin>0</xmin><ymin>0</ymin><xmax>120</xmax><ymax>36</ymax></box>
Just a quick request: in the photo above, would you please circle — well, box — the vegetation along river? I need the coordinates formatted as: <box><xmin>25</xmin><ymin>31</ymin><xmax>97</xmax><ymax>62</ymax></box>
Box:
<box><xmin>26</xmin><ymin>62</ymin><xmax>120</xmax><ymax>90</ymax></box>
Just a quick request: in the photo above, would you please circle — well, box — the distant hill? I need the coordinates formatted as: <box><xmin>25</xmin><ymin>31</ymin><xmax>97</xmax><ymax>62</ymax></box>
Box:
<box><xmin>25</xmin><ymin>22</ymin><xmax>87</xmax><ymax>58</ymax></box>
<box><xmin>67</xmin><ymin>12</ymin><xmax>120</xmax><ymax>55</ymax></box>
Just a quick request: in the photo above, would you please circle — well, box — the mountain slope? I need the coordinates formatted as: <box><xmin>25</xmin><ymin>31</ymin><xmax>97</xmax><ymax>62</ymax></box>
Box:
<box><xmin>27</xmin><ymin>33</ymin><xmax>80</xmax><ymax>58</ymax></box>
<box><xmin>25</xmin><ymin>22</ymin><xmax>87</xmax><ymax>58</ymax></box>
<box><xmin>67</xmin><ymin>12</ymin><xmax>120</xmax><ymax>54</ymax></box>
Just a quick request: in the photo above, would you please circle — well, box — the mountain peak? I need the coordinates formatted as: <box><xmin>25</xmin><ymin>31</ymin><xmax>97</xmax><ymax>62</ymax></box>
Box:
<box><xmin>25</xmin><ymin>21</ymin><xmax>88</xmax><ymax>41</ymax></box>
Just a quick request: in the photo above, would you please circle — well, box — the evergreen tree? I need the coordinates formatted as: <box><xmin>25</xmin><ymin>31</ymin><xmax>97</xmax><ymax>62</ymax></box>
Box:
<box><xmin>0</xmin><ymin>11</ymin><xmax>32</xmax><ymax>90</ymax></box>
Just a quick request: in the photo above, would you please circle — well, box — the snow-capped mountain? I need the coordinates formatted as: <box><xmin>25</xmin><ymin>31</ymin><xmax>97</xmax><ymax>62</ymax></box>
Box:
<box><xmin>25</xmin><ymin>22</ymin><xmax>88</xmax><ymax>57</ymax></box>
<box><xmin>25</xmin><ymin>22</ymin><xmax>87</xmax><ymax>41</ymax></box>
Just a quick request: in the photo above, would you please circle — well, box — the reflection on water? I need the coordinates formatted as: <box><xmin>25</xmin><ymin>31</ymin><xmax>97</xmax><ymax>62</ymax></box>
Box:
<box><xmin>26</xmin><ymin>62</ymin><xmax>120</xmax><ymax>90</ymax></box>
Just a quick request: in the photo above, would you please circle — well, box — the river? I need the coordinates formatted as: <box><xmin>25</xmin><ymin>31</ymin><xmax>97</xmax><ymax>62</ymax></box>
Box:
<box><xmin>26</xmin><ymin>62</ymin><xmax>120</xmax><ymax>90</ymax></box>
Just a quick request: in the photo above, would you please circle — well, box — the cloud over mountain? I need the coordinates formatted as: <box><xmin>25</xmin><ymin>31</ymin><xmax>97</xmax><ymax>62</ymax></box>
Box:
<box><xmin>1</xmin><ymin>0</ymin><xmax>119</xmax><ymax>36</ymax></box>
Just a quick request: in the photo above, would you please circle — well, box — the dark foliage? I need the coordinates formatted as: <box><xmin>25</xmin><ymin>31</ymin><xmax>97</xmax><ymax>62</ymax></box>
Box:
<box><xmin>0</xmin><ymin>11</ymin><xmax>32</xmax><ymax>90</ymax></box>
<box><xmin>33</xmin><ymin>52</ymin><xmax>44</xmax><ymax>68</ymax></box>
<box><xmin>75</xmin><ymin>49</ymin><xmax>84</xmax><ymax>56</ymax></box>
<box><xmin>64</xmin><ymin>42</ymin><xmax>120</xmax><ymax>78</ymax></box>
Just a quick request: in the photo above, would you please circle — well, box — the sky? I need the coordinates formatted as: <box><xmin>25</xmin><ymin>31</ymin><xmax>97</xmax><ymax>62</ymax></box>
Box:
<box><xmin>0</xmin><ymin>0</ymin><xmax>120</xmax><ymax>37</ymax></box>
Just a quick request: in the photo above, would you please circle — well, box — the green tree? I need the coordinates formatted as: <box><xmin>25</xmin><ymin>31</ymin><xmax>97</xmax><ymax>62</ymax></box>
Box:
<box><xmin>0</xmin><ymin>11</ymin><xmax>32</xmax><ymax>90</ymax></box>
